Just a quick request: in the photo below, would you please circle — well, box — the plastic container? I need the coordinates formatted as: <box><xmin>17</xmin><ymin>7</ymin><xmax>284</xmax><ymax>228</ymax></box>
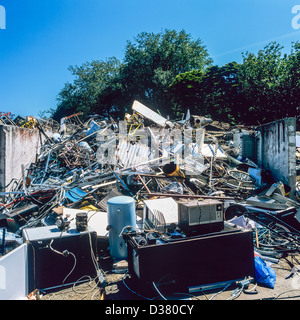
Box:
<box><xmin>107</xmin><ymin>196</ymin><xmax>136</xmax><ymax>260</ymax></box>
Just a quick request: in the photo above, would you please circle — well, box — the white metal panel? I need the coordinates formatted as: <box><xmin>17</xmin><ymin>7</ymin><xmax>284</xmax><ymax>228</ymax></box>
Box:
<box><xmin>143</xmin><ymin>197</ymin><xmax>179</xmax><ymax>225</ymax></box>
<box><xmin>132</xmin><ymin>100</ymin><xmax>168</xmax><ymax>127</ymax></box>
<box><xmin>116</xmin><ymin>140</ymin><xmax>149</xmax><ymax>168</ymax></box>
<box><xmin>201</xmin><ymin>144</ymin><xmax>227</xmax><ymax>158</ymax></box>
<box><xmin>0</xmin><ymin>243</ymin><xmax>28</xmax><ymax>300</ymax></box>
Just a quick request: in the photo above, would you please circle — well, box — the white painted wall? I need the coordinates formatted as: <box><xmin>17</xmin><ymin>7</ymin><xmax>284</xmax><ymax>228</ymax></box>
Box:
<box><xmin>0</xmin><ymin>125</ymin><xmax>42</xmax><ymax>192</ymax></box>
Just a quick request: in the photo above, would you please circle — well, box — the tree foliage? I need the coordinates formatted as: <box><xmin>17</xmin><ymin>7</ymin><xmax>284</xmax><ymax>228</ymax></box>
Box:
<box><xmin>169</xmin><ymin>62</ymin><xmax>251</xmax><ymax>124</ymax></box>
<box><xmin>170</xmin><ymin>42</ymin><xmax>299</xmax><ymax>125</ymax></box>
<box><xmin>53</xmin><ymin>57</ymin><xmax>123</xmax><ymax>120</ymax></box>
<box><xmin>52</xmin><ymin>29</ymin><xmax>212</xmax><ymax>121</ymax></box>
<box><xmin>51</xmin><ymin>30</ymin><xmax>299</xmax><ymax>127</ymax></box>
<box><xmin>120</xmin><ymin>29</ymin><xmax>212</xmax><ymax>115</ymax></box>
<box><xmin>238</xmin><ymin>42</ymin><xmax>299</xmax><ymax>123</ymax></box>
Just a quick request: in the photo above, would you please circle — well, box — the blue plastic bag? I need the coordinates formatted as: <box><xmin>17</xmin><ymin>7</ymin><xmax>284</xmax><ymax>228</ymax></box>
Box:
<box><xmin>254</xmin><ymin>255</ymin><xmax>276</xmax><ymax>289</ymax></box>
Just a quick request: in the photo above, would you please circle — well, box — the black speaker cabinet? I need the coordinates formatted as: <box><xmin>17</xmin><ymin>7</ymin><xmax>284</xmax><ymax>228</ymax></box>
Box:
<box><xmin>23</xmin><ymin>225</ymin><xmax>97</xmax><ymax>293</ymax></box>
<box><xmin>126</xmin><ymin>226</ymin><xmax>255</xmax><ymax>292</ymax></box>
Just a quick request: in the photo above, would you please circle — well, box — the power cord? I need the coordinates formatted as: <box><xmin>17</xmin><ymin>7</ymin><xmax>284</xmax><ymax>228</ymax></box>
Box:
<box><xmin>49</xmin><ymin>239</ymin><xmax>77</xmax><ymax>286</ymax></box>
<box><xmin>47</xmin><ymin>214</ymin><xmax>109</xmax><ymax>300</ymax></box>
<box><xmin>47</xmin><ymin>236</ymin><xmax>103</xmax><ymax>300</ymax></box>
<box><xmin>152</xmin><ymin>281</ymin><xmax>167</xmax><ymax>300</ymax></box>
<box><xmin>122</xmin><ymin>273</ymin><xmax>152</xmax><ymax>300</ymax></box>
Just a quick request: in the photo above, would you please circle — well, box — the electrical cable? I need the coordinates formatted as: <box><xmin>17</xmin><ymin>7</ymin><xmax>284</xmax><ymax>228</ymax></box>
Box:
<box><xmin>47</xmin><ymin>233</ymin><xmax>102</xmax><ymax>300</ymax></box>
<box><xmin>152</xmin><ymin>281</ymin><xmax>168</xmax><ymax>300</ymax></box>
<box><xmin>271</xmin><ymin>289</ymin><xmax>300</xmax><ymax>300</ymax></box>
<box><xmin>49</xmin><ymin>239</ymin><xmax>64</xmax><ymax>256</ymax></box>
<box><xmin>119</xmin><ymin>225</ymin><xmax>137</xmax><ymax>238</ymax></box>
<box><xmin>47</xmin><ymin>209</ymin><xmax>107</xmax><ymax>300</ymax></box>
<box><xmin>49</xmin><ymin>239</ymin><xmax>77</xmax><ymax>287</ymax></box>
<box><xmin>61</xmin><ymin>252</ymin><xmax>77</xmax><ymax>286</ymax></box>
<box><xmin>152</xmin><ymin>277</ymin><xmax>208</xmax><ymax>301</ymax></box>
<box><xmin>122</xmin><ymin>273</ymin><xmax>152</xmax><ymax>300</ymax></box>
<box><xmin>86</xmin><ymin>210</ymin><xmax>108</xmax><ymax>287</ymax></box>
<box><xmin>71</xmin><ymin>275</ymin><xmax>101</xmax><ymax>300</ymax></box>
<box><xmin>47</xmin><ymin>273</ymin><xmax>103</xmax><ymax>300</ymax></box>
<box><xmin>209</xmin><ymin>282</ymin><xmax>232</xmax><ymax>300</ymax></box>
<box><xmin>243</xmin><ymin>282</ymin><xmax>258</xmax><ymax>295</ymax></box>
<box><xmin>226</xmin><ymin>283</ymin><xmax>245</xmax><ymax>300</ymax></box>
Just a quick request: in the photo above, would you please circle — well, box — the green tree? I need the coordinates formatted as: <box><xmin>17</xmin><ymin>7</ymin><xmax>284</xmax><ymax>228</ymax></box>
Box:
<box><xmin>52</xmin><ymin>29</ymin><xmax>212</xmax><ymax>121</ymax></box>
<box><xmin>201</xmin><ymin>62</ymin><xmax>248</xmax><ymax>124</ymax></box>
<box><xmin>168</xmin><ymin>69</ymin><xmax>205</xmax><ymax>117</ymax></box>
<box><xmin>169</xmin><ymin>62</ymin><xmax>251</xmax><ymax>124</ymax></box>
<box><xmin>238</xmin><ymin>42</ymin><xmax>298</xmax><ymax>124</ymax></box>
<box><xmin>120</xmin><ymin>29</ymin><xmax>212</xmax><ymax>117</ymax></box>
<box><xmin>282</xmin><ymin>42</ymin><xmax>300</xmax><ymax>120</ymax></box>
<box><xmin>52</xmin><ymin>31</ymin><xmax>299</xmax><ymax>127</ymax></box>
<box><xmin>52</xmin><ymin>57</ymin><xmax>122</xmax><ymax>121</ymax></box>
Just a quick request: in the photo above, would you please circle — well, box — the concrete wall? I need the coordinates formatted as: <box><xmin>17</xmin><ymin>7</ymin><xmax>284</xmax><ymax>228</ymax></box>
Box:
<box><xmin>257</xmin><ymin>117</ymin><xmax>296</xmax><ymax>194</ymax></box>
<box><xmin>0</xmin><ymin>125</ymin><xmax>42</xmax><ymax>192</ymax></box>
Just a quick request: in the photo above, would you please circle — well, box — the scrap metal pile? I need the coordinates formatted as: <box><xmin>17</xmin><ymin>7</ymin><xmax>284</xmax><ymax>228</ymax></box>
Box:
<box><xmin>0</xmin><ymin>101</ymin><xmax>300</xmax><ymax>262</ymax></box>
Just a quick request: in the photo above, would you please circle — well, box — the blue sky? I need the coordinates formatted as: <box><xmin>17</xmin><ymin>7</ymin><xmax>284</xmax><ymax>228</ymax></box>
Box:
<box><xmin>0</xmin><ymin>0</ymin><xmax>300</xmax><ymax>118</ymax></box>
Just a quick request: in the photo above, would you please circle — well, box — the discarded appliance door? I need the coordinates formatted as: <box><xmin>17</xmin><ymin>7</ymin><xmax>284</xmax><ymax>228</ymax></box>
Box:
<box><xmin>132</xmin><ymin>100</ymin><xmax>173</xmax><ymax>128</ymax></box>
<box><xmin>0</xmin><ymin>243</ymin><xmax>28</xmax><ymax>300</ymax></box>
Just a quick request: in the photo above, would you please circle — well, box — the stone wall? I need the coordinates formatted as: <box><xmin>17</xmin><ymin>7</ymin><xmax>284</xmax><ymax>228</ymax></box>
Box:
<box><xmin>0</xmin><ymin>125</ymin><xmax>42</xmax><ymax>192</ymax></box>
<box><xmin>257</xmin><ymin>117</ymin><xmax>296</xmax><ymax>194</ymax></box>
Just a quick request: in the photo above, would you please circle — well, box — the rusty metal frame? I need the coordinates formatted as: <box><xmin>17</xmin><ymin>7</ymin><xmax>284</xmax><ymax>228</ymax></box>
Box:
<box><xmin>136</xmin><ymin>174</ymin><xmax>234</xmax><ymax>200</ymax></box>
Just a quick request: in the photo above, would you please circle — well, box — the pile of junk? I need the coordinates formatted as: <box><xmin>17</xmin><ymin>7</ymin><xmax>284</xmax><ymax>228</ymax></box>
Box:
<box><xmin>0</xmin><ymin>100</ymin><xmax>300</xmax><ymax>300</ymax></box>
